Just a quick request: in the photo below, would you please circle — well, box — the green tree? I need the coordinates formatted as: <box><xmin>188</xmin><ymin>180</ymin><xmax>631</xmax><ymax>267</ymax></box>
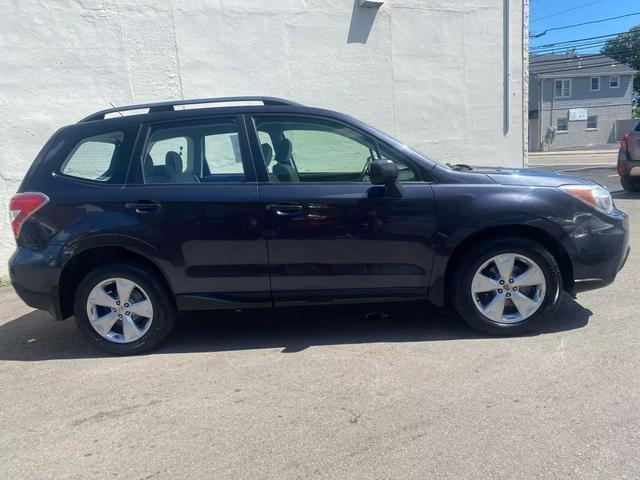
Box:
<box><xmin>602</xmin><ymin>26</ymin><xmax>640</xmax><ymax>98</ymax></box>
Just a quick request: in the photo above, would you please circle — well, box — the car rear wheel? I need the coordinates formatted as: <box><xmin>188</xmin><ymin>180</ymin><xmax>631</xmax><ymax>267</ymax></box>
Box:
<box><xmin>452</xmin><ymin>237</ymin><xmax>561</xmax><ymax>335</ymax></box>
<box><xmin>74</xmin><ymin>264</ymin><xmax>175</xmax><ymax>355</ymax></box>
<box><xmin>620</xmin><ymin>176</ymin><xmax>640</xmax><ymax>192</ymax></box>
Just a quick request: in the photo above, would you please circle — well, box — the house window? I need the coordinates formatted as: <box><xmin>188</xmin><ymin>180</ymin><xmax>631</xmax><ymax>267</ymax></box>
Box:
<box><xmin>610</xmin><ymin>76</ymin><xmax>620</xmax><ymax>88</ymax></box>
<box><xmin>590</xmin><ymin>77</ymin><xmax>600</xmax><ymax>91</ymax></box>
<box><xmin>587</xmin><ymin>115</ymin><xmax>598</xmax><ymax>130</ymax></box>
<box><xmin>554</xmin><ymin>79</ymin><xmax>571</xmax><ymax>98</ymax></box>
<box><xmin>557</xmin><ymin>117</ymin><xmax>568</xmax><ymax>132</ymax></box>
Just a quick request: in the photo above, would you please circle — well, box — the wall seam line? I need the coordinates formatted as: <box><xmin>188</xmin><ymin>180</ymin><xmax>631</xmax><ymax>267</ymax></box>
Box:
<box><xmin>171</xmin><ymin>6</ymin><xmax>185</xmax><ymax>100</ymax></box>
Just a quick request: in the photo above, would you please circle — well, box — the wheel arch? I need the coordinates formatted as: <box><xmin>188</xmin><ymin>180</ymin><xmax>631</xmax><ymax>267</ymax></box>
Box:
<box><xmin>430</xmin><ymin>224</ymin><xmax>574</xmax><ymax>307</ymax></box>
<box><xmin>58</xmin><ymin>246</ymin><xmax>173</xmax><ymax>319</ymax></box>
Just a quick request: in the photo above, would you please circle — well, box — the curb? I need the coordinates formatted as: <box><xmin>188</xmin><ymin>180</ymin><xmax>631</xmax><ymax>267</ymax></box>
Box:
<box><xmin>528</xmin><ymin>162</ymin><xmax>616</xmax><ymax>168</ymax></box>
<box><xmin>529</xmin><ymin>150</ymin><xmax>618</xmax><ymax>157</ymax></box>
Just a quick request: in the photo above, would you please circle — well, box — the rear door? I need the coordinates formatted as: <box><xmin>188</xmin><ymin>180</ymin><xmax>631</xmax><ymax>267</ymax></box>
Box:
<box><xmin>247</xmin><ymin>113</ymin><xmax>437</xmax><ymax>306</ymax></box>
<box><xmin>119</xmin><ymin>115</ymin><xmax>271</xmax><ymax>309</ymax></box>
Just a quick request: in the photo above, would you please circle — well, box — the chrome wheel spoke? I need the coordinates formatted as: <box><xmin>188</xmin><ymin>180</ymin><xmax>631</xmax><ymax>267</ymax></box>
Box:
<box><xmin>122</xmin><ymin>315</ymin><xmax>143</xmax><ymax>343</ymax></box>
<box><xmin>86</xmin><ymin>278</ymin><xmax>153</xmax><ymax>344</ymax></box>
<box><xmin>116</xmin><ymin>278</ymin><xmax>134</xmax><ymax>305</ymax></box>
<box><xmin>128</xmin><ymin>299</ymin><xmax>152</xmax><ymax>318</ymax></box>
<box><xmin>471</xmin><ymin>253</ymin><xmax>547</xmax><ymax>324</ymax></box>
<box><xmin>472</xmin><ymin>273</ymin><xmax>501</xmax><ymax>293</ymax></box>
<box><xmin>513</xmin><ymin>265</ymin><xmax>544</xmax><ymax>287</ymax></box>
<box><xmin>494</xmin><ymin>254</ymin><xmax>516</xmax><ymax>281</ymax></box>
<box><xmin>511</xmin><ymin>291</ymin><xmax>542</xmax><ymax>318</ymax></box>
<box><xmin>88</xmin><ymin>286</ymin><xmax>116</xmax><ymax>309</ymax></box>
<box><xmin>90</xmin><ymin>311</ymin><xmax>118</xmax><ymax>336</ymax></box>
<box><xmin>481</xmin><ymin>292</ymin><xmax>507</xmax><ymax>322</ymax></box>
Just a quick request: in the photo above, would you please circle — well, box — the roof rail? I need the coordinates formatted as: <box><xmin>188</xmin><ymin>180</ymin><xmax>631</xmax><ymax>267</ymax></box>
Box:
<box><xmin>79</xmin><ymin>96</ymin><xmax>302</xmax><ymax>122</ymax></box>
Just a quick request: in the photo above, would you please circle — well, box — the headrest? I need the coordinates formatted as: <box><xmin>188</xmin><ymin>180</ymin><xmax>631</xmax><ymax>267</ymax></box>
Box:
<box><xmin>165</xmin><ymin>151</ymin><xmax>183</xmax><ymax>173</ymax></box>
<box><xmin>143</xmin><ymin>153</ymin><xmax>154</xmax><ymax>174</ymax></box>
<box><xmin>261</xmin><ymin>143</ymin><xmax>273</xmax><ymax>167</ymax></box>
<box><xmin>275</xmin><ymin>139</ymin><xmax>292</xmax><ymax>164</ymax></box>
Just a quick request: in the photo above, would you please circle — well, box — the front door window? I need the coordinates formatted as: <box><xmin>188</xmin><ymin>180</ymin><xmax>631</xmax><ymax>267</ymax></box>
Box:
<box><xmin>253</xmin><ymin>115</ymin><xmax>418</xmax><ymax>182</ymax></box>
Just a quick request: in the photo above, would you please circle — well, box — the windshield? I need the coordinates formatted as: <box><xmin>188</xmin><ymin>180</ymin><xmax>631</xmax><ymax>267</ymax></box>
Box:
<box><xmin>362</xmin><ymin>124</ymin><xmax>457</xmax><ymax>170</ymax></box>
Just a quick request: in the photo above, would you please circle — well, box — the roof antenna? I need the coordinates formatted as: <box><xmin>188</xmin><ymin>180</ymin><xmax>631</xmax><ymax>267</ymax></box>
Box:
<box><xmin>109</xmin><ymin>102</ymin><xmax>124</xmax><ymax>117</ymax></box>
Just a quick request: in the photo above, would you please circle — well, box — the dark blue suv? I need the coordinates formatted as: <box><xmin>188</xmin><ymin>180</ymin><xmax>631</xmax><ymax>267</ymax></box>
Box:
<box><xmin>9</xmin><ymin>97</ymin><xmax>630</xmax><ymax>354</ymax></box>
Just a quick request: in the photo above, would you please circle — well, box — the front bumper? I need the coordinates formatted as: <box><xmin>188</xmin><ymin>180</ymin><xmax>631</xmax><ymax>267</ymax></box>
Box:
<box><xmin>566</xmin><ymin>210</ymin><xmax>630</xmax><ymax>295</ymax></box>
<box><xmin>9</xmin><ymin>248</ymin><xmax>64</xmax><ymax>320</ymax></box>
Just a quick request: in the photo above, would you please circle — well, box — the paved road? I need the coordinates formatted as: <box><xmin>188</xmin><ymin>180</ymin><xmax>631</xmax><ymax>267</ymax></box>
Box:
<box><xmin>529</xmin><ymin>150</ymin><xmax>623</xmax><ymax>193</ymax></box>
<box><xmin>536</xmin><ymin>164</ymin><xmax>621</xmax><ymax>192</ymax></box>
<box><xmin>1</xmin><ymin>182</ymin><xmax>639</xmax><ymax>479</ymax></box>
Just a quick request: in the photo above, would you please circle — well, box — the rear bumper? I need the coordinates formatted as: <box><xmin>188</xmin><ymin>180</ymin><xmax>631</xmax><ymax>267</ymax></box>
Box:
<box><xmin>566</xmin><ymin>210</ymin><xmax>630</xmax><ymax>295</ymax></box>
<box><xmin>618</xmin><ymin>149</ymin><xmax>640</xmax><ymax>177</ymax></box>
<box><xmin>9</xmin><ymin>248</ymin><xmax>64</xmax><ymax>320</ymax></box>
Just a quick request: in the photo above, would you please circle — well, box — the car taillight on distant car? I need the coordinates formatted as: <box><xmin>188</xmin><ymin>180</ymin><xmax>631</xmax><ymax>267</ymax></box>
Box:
<box><xmin>9</xmin><ymin>192</ymin><xmax>49</xmax><ymax>238</ymax></box>
<box><xmin>620</xmin><ymin>133</ymin><xmax>628</xmax><ymax>151</ymax></box>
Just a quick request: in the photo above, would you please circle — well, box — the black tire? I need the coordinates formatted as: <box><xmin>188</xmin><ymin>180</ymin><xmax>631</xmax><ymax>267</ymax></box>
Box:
<box><xmin>451</xmin><ymin>237</ymin><xmax>562</xmax><ymax>335</ymax></box>
<box><xmin>620</xmin><ymin>176</ymin><xmax>640</xmax><ymax>192</ymax></box>
<box><xmin>74</xmin><ymin>263</ymin><xmax>176</xmax><ymax>355</ymax></box>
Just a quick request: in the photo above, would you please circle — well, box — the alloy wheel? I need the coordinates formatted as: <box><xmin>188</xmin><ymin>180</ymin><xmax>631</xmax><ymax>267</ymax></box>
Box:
<box><xmin>86</xmin><ymin>277</ymin><xmax>153</xmax><ymax>343</ymax></box>
<box><xmin>470</xmin><ymin>253</ymin><xmax>546</xmax><ymax>324</ymax></box>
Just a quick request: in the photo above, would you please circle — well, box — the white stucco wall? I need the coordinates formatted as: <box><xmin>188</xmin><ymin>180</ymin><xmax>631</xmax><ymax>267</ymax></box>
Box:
<box><xmin>0</xmin><ymin>0</ymin><xmax>527</xmax><ymax>275</ymax></box>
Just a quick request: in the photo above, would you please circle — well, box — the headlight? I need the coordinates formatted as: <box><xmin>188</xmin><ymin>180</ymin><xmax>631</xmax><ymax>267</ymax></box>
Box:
<box><xmin>559</xmin><ymin>184</ymin><xmax>615</xmax><ymax>215</ymax></box>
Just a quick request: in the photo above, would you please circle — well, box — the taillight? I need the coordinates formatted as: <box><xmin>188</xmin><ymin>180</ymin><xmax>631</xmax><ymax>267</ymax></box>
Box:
<box><xmin>9</xmin><ymin>192</ymin><xmax>49</xmax><ymax>238</ymax></box>
<box><xmin>620</xmin><ymin>133</ymin><xmax>628</xmax><ymax>151</ymax></box>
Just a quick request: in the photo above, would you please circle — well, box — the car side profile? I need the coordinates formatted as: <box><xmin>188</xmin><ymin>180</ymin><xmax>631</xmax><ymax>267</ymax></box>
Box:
<box><xmin>9</xmin><ymin>97</ymin><xmax>630</xmax><ymax>354</ymax></box>
<box><xmin>618</xmin><ymin>123</ymin><xmax>640</xmax><ymax>192</ymax></box>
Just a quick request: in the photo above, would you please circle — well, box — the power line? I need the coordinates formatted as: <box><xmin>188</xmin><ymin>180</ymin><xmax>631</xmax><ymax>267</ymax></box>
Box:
<box><xmin>532</xmin><ymin>43</ymin><xmax>619</xmax><ymax>56</ymax></box>
<box><xmin>532</xmin><ymin>40</ymin><xmax>614</xmax><ymax>54</ymax></box>
<box><xmin>531</xmin><ymin>31</ymin><xmax>624</xmax><ymax>50</ymax></box>
<box><xmin>532</xmin><ymin>40</ymin><xmax>626</xmax><ymax>55</ymax></box>
<box><xmin>530</xmin><ymin>12</ymin><xmax>640</xmax><ymax>38</ymax></box>
<box><xmin>531</xmin><ymin>32</ymin><xmax>636</xmax><ymax>55</ymax></box>
<box><xmin>531</xmin><ymin>0</ymin><xmax>606</xmax><ymax>23</ymax></box>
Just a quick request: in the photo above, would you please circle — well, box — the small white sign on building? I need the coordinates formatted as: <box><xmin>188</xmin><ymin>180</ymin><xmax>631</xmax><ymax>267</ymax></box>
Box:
<box><xmin>569</xmin><ymin>108</ymin><xmax>588</xmax><ymax>121</ymax></box>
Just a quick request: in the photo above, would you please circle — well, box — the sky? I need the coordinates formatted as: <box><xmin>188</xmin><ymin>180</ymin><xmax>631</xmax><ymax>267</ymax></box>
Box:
<box><xmin>529</xmin><ymin>0</ymin><xmax>640</xmax><ymax>53</ymax></box>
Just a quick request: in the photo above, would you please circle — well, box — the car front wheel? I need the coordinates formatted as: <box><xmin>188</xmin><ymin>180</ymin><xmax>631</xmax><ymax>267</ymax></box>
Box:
<box><xmin>452</xmin><ymin>237</ymin><xmax>562</xmax><ymax>335</ymax></box>
<box><xmin>74</xmin><ymin>263</ymin><xmax>176</xmax><ymax>355</ymax></box>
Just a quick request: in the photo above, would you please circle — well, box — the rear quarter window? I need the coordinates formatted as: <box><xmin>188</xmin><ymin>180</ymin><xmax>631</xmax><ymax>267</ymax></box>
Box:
<box><xmin>59</xmin><ymin>131</ymin><xmax>125</xmax><ymax>182</ymax></box>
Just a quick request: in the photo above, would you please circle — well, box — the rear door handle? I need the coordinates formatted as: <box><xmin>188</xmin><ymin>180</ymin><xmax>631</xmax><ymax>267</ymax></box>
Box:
<box><xmin>266</xmin><ymin>203</ymin><xmax>303</xmax><ymax>215</ymax></box>
<box><xmin>125</xmin><ymin>200</ymin><xmax>162</xmax><ymax>213</ymax></box>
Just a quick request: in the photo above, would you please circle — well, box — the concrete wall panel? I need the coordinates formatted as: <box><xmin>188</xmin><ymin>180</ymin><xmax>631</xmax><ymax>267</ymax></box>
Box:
<box><xmin>0</xmin><ymin>0</ymin><xmax>526</xmax><ymax>274</ymax></box>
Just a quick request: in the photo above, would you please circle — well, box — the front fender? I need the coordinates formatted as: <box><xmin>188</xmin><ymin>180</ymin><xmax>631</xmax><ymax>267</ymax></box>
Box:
<box><xmin>427</xmin><ymin>184</ymin><xmax>580</xmax><ymax>306</ymax></box>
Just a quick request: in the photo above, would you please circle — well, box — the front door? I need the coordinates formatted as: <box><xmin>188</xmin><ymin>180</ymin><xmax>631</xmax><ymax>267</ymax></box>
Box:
<box><xmin>247</xmin><ymin>114</ymin><xmax>437</xmax><ymax>306</ymax></box>
<box><xmin>119</xmin><ymin>115</ymin><xmax>271</xmax><ymax>309</ymax></box>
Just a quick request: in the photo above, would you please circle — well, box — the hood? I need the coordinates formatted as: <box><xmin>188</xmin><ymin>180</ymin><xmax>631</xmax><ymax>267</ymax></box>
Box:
<box><xmin>474</xmin><ymin>167</ymin><xmax>596</xmax><ymax>187</ymax></box>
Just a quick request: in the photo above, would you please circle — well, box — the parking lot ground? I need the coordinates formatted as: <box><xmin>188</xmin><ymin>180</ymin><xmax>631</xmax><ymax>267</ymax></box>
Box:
<box><xmin>1</xmin><ymin>198</ymin><xmax>639</xmax><ymax>479</ymax></box>
<box><xmin>528</xmin><ymin>150</ymin><xmax>621</xmax><ymax>192</ymax></box>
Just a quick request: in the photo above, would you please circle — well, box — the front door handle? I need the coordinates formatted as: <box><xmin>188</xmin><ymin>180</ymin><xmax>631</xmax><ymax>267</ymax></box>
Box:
<box><xmin>125</xmin><ymin>200</ymin><xmax>162</xmax><ymax>214</ymax></box>
<box><xmin>266</xmin><ymin>203</ymin><xmax>303</xmax><ymax>216</ymax></box>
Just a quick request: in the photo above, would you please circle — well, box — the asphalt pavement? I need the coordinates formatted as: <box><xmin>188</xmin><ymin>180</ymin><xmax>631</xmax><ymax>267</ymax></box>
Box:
<box><xmin>1</xmin><ymin>152</ymin><xmax>639</xmax><ymax>479</ymax></box>
<box><xmin>528</xmin><ymin>149</ymin><xmax>621</xmax><ymax>192</ymax></box>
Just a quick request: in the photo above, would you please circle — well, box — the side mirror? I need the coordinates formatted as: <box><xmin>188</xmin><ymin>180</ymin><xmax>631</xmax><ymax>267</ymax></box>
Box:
<box><xmin>370</xmin><ymin>159</ymin><xmax>403</xmax><ymax>197</ymax></box>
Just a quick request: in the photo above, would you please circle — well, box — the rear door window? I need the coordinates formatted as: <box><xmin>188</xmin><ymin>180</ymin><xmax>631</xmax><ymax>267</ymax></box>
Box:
<box><xmin>204</xmin><ymin>131</ymin><xmax>243</xmax><ymax>174</ymax></box>
<box><xmin>149</xmin><ymin>137</ymin><xmax>189</xmax><ymax>171</ymax></box>
<box><xmin>142</xmin><ymin>118</ymin><xmax>250</xmax><ymax>184</ymax></box>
